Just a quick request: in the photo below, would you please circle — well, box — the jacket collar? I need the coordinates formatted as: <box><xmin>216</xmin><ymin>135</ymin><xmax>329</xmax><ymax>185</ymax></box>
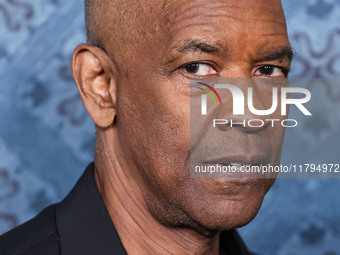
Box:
<box><xmin>56</xmin><ymin>163</ymin><xmax>127</xmax><ymax>255</ymax></box>
<box><xmin>55</xmin><ymin>163</ymin><xmax>251</xmax><ymax>255</ymax></box>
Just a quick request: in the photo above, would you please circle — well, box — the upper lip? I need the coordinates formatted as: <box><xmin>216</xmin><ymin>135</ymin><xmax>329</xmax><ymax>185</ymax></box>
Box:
<box><xmin>202</xmin><ymin>154</ymin><xmax>268</xmax><ymax>166</ymax></box>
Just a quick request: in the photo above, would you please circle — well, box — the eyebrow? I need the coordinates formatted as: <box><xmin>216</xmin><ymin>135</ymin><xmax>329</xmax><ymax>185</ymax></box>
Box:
<box><xmin>164</xmin><ymin>40</ymin><xmax>295</xmax><ymax>66</ymax></box>
<box><xmin>175</xmin><ymin>40</ymin><xmax>223</xmax><ymax>54</ymax></box>
<box><xmin>164</xmin><ymin>40</ymin><xmax>224</xmax><ymax>66</ymax></box>
<box><xmin>260</xmin><ymin>46</ymin><xmax>295</xmax><ymax>62</ymax></box>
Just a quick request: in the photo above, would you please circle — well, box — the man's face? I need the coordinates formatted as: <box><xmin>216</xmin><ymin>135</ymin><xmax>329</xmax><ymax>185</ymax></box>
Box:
<box><xmin>114</xmin><ymin>0</ymin><xmax>291</xmax><ymax>231</ymax></box>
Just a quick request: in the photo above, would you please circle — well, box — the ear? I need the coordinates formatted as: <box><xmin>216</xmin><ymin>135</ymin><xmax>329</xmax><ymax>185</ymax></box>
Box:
<box><xmin>72</xmin><ymin>44</ymin><xmax>117</xmax><ymax>128</ymax></box>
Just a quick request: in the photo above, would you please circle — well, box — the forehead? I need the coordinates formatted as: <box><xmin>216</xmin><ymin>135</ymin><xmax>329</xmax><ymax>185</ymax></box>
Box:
<box><xmin>106</xmin><ymin>0</ymin><xmax>290</xmax><ymax>71</ymax></box>
<box><xmin>161</xmin><ymin>0</ymin><xmax>287</xmax><ymax>41</ymax></box>
<box><xmin>131</xmin><ymin>0</ymin><xmax>287</xmax><ymax>64</ymax></box>
<box><xmin>163</xmin><ymin>0</ymin><xmax>286</xmax><ymax>27</ymax></box>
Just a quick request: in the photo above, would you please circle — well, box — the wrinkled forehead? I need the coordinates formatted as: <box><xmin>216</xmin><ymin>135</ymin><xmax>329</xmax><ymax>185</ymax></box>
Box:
<box><xmin>130</xmin><ymin>0</ymin><xmax>289</xmax><ymax>62</ymax></box>
<box><xmin>93</xmin><ymin>0</ymin><xmax>288</xmax><ymax>69</ymax></box>
<box><xmin>165</xmin><ymin>0</ymin><xmax>285</xmax><ymax>22</ymax></box>
<box><xmin>135</xmin><ymin>0</ymin><xmax>287</xmax><ymax>46</ymax></box>
<box><xmin>160</xmin><ymin>0</ymin><xmax>286</xmax><ymax>35</ymax></box>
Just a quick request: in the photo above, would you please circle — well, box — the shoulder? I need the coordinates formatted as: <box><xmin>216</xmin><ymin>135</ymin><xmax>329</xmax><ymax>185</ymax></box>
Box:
<box><xmin>0</xmin><ymin>204</ymin><xmax>61</xmax><ymax>255</ymax></box>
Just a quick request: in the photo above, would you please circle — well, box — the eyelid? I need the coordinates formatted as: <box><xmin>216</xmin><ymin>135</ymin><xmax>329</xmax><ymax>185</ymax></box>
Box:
<box><xmin>180</xmin><ymin>61</ymin><xmax>218</xmax><ymax>70</ymax></box>
<box><xmin>253</xmin><ymin>65</ymin><xmax>289</xmax><ymax>77</ymax></box>
<box><xmin>179</xmin><ymin>61</ymin><xmax>219</xmax><ymax>77</ymax></box>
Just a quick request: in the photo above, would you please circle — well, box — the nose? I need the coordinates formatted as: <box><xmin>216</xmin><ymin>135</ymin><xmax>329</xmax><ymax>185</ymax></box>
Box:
<box><xmin>214</xmin><ymin>78</ymin><xmax>273</xmax><ymax>133</ymax></box>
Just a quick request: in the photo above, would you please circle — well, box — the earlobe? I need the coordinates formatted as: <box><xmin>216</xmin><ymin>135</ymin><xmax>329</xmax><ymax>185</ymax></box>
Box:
<box><xmin>72</xmin><ymin>44</ymin><xmax>117</xmax><ymax>128</ymax></box>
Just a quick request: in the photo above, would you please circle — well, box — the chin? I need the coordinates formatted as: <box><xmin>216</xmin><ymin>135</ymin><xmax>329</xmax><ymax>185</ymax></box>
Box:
<box><xmin>197</xmin><ymin>198</ymin><xmax>264</xmax><ymax>233</ymax></box>
<box><xmin>181</xmin><ymin>179</ymin><xmax>273</xmax><ymax>233</ymax></box>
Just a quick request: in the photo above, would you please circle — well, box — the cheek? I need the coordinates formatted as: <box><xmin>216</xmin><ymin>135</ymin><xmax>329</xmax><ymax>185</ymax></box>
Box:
<box><xmin>117</xmin><ymin>78</ymin><xmax>191</xmax><ymax>192</ymax></box>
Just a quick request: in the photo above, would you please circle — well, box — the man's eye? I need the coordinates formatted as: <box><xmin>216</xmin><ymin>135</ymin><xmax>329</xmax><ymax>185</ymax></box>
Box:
<box><xmin>254</xmin><ymin>65</ymin><xmax>287</xmax><ymax>78</ymax></box>
<box><xmin>182</xmin><ymin>63</ymin><xmax>217</xmax><ymax>76</ymax></box>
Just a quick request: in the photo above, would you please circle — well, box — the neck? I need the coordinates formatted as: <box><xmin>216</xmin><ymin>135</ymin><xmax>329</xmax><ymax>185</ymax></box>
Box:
<box><xmin>93</xmin><ymin>129</ymin><xmax>221</xmax><ymax>255</ymax></box>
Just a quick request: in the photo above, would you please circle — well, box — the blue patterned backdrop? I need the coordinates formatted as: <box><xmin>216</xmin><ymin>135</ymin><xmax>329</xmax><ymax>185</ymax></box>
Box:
<box><xmin>0</xmin><ymin>1</ymin><xmax>340</xmax><ymax>254</ymax></box>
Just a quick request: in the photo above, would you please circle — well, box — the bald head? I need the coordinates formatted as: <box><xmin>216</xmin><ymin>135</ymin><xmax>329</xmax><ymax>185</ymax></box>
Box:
<box><xmin>85</xmin><ymin>0</ymin><xmax>170</xmax><ymax>67</ymax></box>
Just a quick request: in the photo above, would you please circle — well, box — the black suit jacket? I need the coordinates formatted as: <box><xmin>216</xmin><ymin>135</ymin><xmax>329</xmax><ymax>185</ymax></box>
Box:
<box><xmin>0</xmin><ymin>163</ymin><xmax>254</xmax><ymax>255</ymax></box>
